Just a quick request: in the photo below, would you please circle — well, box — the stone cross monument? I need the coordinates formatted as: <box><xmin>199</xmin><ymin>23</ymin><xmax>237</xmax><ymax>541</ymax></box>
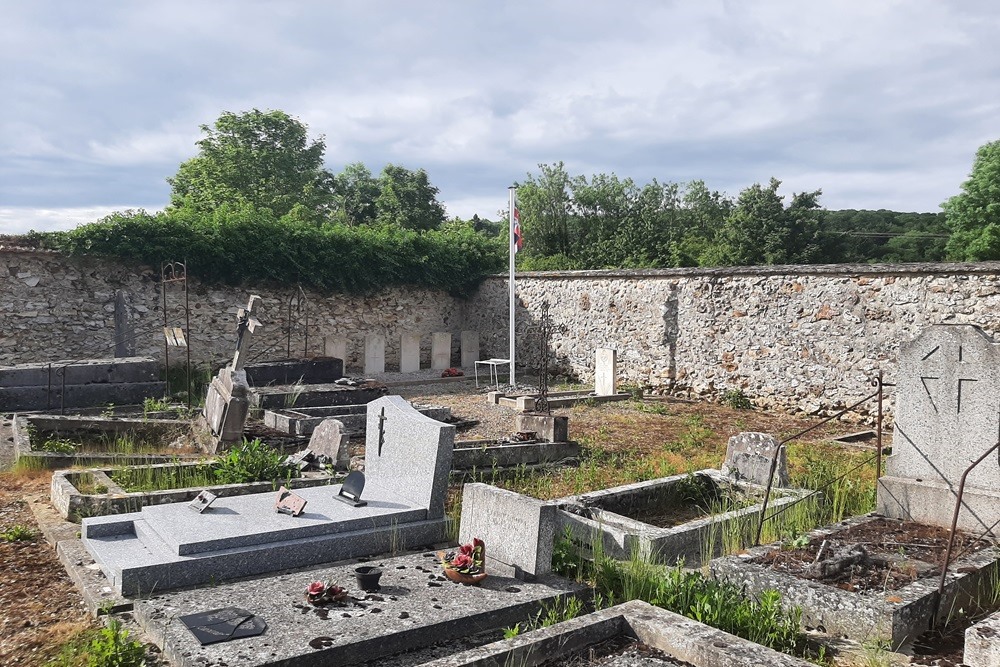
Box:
<box><xmin>203</xmin><ymin>295</ymin><xmax>264</xmax><ymax>449</ymax></box>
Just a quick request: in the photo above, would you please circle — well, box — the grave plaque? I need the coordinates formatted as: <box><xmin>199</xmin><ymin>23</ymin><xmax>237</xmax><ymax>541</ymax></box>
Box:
<box><xmin>431</xmin><ymin>333</ymin><xmax>452</xmax><ymax>370</ymax></box>
<box><xmin>400</xmin><ymin>333</ymin><xmax>421</xmax><ymax>373</ymax></box>
<box><xmin>336</xmin><ymin>471</ymin><xmax>367</xmax><ymax>507</ymax></box>
<box><xmin>364</xmin><ymin>333</ymin><xmax>385</xmax><ymax>375</ymax></box>
<box><xmin>189</xmin><ymin>490</ymin><xmax>218</xmax><ymax>513</ymax></box>
<box><xmin>721</xmin><ymin>432</ymin><xmax>787</xmax><ymax>487</ymax></box>
<box><xmin>275</xmin><ymin>486</ymin><xmax>307</xmax><ymax>516</ymax></box>
<box><xmin>178</xmin><ymin>607</ymin><xmax>266</xmax><ymax>645</ymax></box>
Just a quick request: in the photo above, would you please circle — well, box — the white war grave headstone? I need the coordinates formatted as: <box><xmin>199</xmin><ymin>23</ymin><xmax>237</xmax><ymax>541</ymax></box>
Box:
<box><xmin>203</xmin><ymin>295</ymin><xmax>262</xmax><ymax>448</ymax></box>
<box><xmin>878</xmin><ymin>324</ymin><xmax>1000</xmax><ymax>534</ymax></box>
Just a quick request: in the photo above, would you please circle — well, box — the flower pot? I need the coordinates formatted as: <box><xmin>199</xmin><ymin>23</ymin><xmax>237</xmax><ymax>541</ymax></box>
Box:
<box><xmin>442</xmin><ymin>567</ymin><xmax>488</xmax><ymax>586</ymax></box>
<box><xmin>354</xmin><ymin>566</ymin><xmax>383</xmax><ymax>592</ymax></box>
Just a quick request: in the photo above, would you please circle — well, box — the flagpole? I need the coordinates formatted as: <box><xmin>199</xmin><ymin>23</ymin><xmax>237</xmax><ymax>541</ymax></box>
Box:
<box><xmin>508</xmin><ymin>186</ymin><xmax>516</xmax><ymax>387</ymax></box>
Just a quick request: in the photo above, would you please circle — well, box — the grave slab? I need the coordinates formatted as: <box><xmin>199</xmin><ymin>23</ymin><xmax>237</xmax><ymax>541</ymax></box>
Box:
<box><xmin>81</xmin><ymin>484</ymin><xmax>445</xmax><ymax>596</ymax></box>
<box><xmin>243</xmin><ymin>358</ymin><xmax>344</xmax><ymax>386</ymax></box>
<box><xmin>265</xmin><ymin>403</ymin><xmax>450</xmax><ymax>437</ymax></box>
<box><xmin>133</xmin><ymin>552</ymin><xmax>585</xmax><ymax>667</ymax></box>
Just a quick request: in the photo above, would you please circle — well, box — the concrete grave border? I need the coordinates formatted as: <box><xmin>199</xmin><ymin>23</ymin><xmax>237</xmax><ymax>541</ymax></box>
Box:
<box><xmin>710</xmin><ymin>514</ymin><xmax>1000</xmax><ymax>646</ymax></box>
<box><xmin>420</xmin><ymin>599</ymin><xmax>814</xmax><ymax>667</ymax></box>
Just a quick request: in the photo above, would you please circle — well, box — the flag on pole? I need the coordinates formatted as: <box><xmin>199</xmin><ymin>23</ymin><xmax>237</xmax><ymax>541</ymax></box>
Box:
<box><xmin>513</xmin><ymin>205</ymin><xmax>523</xmax><ymax>253</ymax></box>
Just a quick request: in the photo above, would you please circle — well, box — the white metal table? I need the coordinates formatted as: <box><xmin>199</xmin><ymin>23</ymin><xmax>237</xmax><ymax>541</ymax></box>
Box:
<box><xmin>474</xmin><ymin>358</ymin><xmax>510</xmax><ymax>389</ymax></box>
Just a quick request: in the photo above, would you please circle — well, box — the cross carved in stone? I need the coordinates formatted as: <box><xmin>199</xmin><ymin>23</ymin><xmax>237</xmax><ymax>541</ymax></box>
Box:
<box><xmin>231</xmin><ymin>295</ymin><xmax>263</xmax><ymax>372</ymax></box>
<box><xmin>917</xmin><ymin>343</ymin><xmax>979</xmax><ymax>415</ymax></box>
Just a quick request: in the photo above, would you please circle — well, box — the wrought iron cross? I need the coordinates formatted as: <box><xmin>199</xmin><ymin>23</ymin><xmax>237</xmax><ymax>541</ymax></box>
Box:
<box><xmin>377</xmin><ymin>407</ymin><xmax>387</xmax><ymax>456</ymax></box>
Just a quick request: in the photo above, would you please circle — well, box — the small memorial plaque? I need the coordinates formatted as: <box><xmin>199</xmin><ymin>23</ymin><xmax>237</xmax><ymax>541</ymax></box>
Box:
<box><xmin>336</xmin><ymin>471</ymin><xmax>367</xmax><ymax>507</ymax></box>
<box><xmin>188</xmin><ymin>490</ymin><xmax>217</xmax><ymax>513</ymax></box>
<box><xmin>179</xmin><ymin>607</ymin><xmax>266</xmax><ymax>645</ymax></box>
<box><xmin>275</xmin><ymin>486</ymin><xmax>307</xmax><ymax>516</ymax></box>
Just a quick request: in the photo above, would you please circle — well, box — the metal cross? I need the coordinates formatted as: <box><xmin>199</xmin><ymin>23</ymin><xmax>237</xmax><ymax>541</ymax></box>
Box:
<box><xmin>377</xmin><ymin>407</ymin><xmax>387</xmax><ymax>456</ymax></box>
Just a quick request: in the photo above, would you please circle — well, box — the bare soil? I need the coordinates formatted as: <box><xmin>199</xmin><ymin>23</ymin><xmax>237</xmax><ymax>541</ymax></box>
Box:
<box><xmin>754</xmin><ymin>518</ymin><xmax>992</xmax><ymax>593</ymax></box>
<box><xmin>0</xmin><ymin>471</ymin><xmax>95</xmax><ymax>666</ymax></box>
<box><xmin>539</xmin><ymin>636</ymin><xmax>693</xmax><ymax>666</ymax></box>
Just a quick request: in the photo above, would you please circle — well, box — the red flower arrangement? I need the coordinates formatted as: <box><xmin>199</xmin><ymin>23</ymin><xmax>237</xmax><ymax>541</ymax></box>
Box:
<box><xmin>438</xmin><ymin>537</ymin><xmax>486</xmax><ymax>584</ymax></box>
<box><xmin>305</xmin><ymin>580</ymin><xmax>349</xmax><ymax>606</ymax></box>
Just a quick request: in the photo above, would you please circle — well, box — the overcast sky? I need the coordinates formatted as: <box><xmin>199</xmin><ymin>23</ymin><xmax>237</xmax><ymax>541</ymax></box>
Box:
<box><xmin>2</xmin><ymin>1</ymin><xmax>998</xmax><ymax>234</ymax></box>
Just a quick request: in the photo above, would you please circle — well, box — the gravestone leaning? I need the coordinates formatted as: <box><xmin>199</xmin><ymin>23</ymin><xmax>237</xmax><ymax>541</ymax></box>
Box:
<box><xmin>203</xmin><ymin>295</ymin><xmax>261</xmax><ymax>448</ymax></box>
<box><xmin>878</xmin><ymin>324</ymin><xmax>1000</xmax><ymax>533</ymax></box>
<box><xmin>308</xmin><ymin>418</ymin><xmax>350</xmax><ymax>469</ymax></box>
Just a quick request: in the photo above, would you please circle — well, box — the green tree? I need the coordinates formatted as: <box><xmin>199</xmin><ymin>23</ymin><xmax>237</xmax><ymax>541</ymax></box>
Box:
<box><xmin>168</xmin><ymin>109</ymin><xmax>336</xmax><ymax>221</ymax></box>
<box><xmin>708</xmin><ymin>178</ymin><xmax>822</xmax><ymax>266</ymax></box>
<box><xmin>515</xmin><ymin>162</ymin><xmax>574</xmax><ymax>259</ymax></box>
<box><xmin>333</xmin><ymin>162</ymin><xmax>380</xmax><ymax>226</ymax></box>
<box><xmin>944</xmin><ymin>139</ymin><xmax>1000</xmax><ymax>261</ymax></box>
<box><xmin>374</xmin><ymin>164</ymin><xmax>446</xmax><ymax>230</ymax></box>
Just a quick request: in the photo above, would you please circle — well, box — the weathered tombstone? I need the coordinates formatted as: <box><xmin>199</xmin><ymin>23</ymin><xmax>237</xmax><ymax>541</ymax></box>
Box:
<box><xmin>113</xmin><ymin>290</ymin><xmax>136</xmax><ymax>357</ymax></box>
<box><xmin>203</xmin><ymin>296</ymin><xmax>262</xmax><ymax>448</ymax></box>
<box><xmin>878</xmin><ymin>324</ymin><xmax>1000</xmax><ymax>533</ymax></box>
<box><xmin>324</xmin><ymin>336</ymin><xmax>348</xmax><ymax>365</ymax></box>
<box><xmin>308</xmin><ymin>418</ymin><xmax>350</xmax><ymax>470</ymax></box>
<box><xmin>365</xmin><ymin>395</ymin><xmax>454</xmax><ymax>519</ymax></box>
<box><xmin>399</xmin><ymin>333</ymin><xmax>421</xmax><ymax>373</ymax></box>
<box><xmin>461</xmin><ymin>330</ymin><xmax>479</xmax><ymax>367</ymax></box>
<box><xmin>431</xmin><ymin>332</ymin><xmax>452</xmax><ymax>370</ymax></box>
<box><xmin>721</xmin><ymin>432</ymin><xmax>788</xmax><ymax>487</ymax></box>
<box><xmin>595</xmin><ymin>348</ymin><xmax>617</xmax><ymax>396</ymax></box>
<box><xmin>364</xmin><ymin>333</ymin><xmax>385</xmax><ymax>375</ymax></box>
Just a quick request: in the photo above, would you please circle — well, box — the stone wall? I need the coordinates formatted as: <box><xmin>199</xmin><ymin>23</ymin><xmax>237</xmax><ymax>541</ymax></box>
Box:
<box><xmin>6</xmin><ymin>246</ymin><xmax>1000</xmax><ymax>417</ymax></box>
<box><xmin>0</xmin><ymin>248</ymin><xmax>463</xmax><ymax>372</ymax></box>
<box><xmin>462</xmin><ymin>263</ymin><xmax>1000</xmax><ymax>416</ymax></box>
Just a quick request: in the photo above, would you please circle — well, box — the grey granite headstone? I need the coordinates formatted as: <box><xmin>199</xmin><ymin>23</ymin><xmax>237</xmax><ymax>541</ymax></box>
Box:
<box><xmin>459</xmin><ymin>483</ymin><xmax>557</xmax><ymax>580</ymax></box>
<box><xmin>365</xmin><ymin>395</ymin><xmax>454</xmax><ymax>519</ymax></box>
<box><xmin>721</xmin><ymin>432</ymin><xmax>787</xmax><ymax>487</ymax></box>
<box><xmin>879</xmin><ymin>324</ymin><xmax>1000</xmax><ymax>532</ymax></box>
<box><xmin>308</xmin><ymin>418</ymin><xmax>349</xmax><ymax>469</ymax></box>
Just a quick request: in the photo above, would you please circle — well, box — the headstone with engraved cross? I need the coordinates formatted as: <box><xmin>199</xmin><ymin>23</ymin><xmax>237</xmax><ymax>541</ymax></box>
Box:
<box><xmin>878</xmin><ymin>324</ymin><xmax>1000</xmax><ymax>533</ymax></box>
<box><xmin>203</xmin><ymin>295</ymin><xmax>264</xmax><ymax>450</ymax></box>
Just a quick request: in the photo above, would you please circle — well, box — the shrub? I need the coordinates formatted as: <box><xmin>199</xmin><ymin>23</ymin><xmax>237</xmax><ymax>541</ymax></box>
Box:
<box><xmin>213</xmin><ymin>438</ymin><xmax>299</xmax><ymax>485</ymax></box>
<box><xmin>721</xmin><ymin>388</ymin><xmax>753</xmax><ymax>410</ymax></box>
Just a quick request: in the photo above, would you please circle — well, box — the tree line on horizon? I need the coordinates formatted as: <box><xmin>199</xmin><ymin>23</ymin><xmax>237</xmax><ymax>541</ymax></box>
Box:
<box><xmin>21</xmin><ymin>109</ymin><xmax>1000</xmax><ymax>291</ymax></box>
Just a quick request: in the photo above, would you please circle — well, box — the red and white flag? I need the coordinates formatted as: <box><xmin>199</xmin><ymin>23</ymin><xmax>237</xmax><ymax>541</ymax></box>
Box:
<box><xmin>512</xmin><ymin>205</ymin><xmax>523</xmax><ymax>253</ymax></box>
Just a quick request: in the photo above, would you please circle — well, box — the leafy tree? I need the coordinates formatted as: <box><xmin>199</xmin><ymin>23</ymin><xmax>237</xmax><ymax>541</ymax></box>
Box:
<box><xmin>516</xmin><ymin>163</ymin><xmax>575</xmax><ymax>259</ymax></box>
<box><xmin>333</xmin><ymin>162</ymin><xmax>380</xmax><ymax>226</ymax></box>
<box><xmin>708</xmin><ymin>179</ymin><xmax>822</xmax><ymax>266</ymax></box>
<box><xmin>944</xmin><ymin>139</ymin><xmax>1000</xmax><ymax>261</ymax></box>
<box><xmin>168</xmin><ymin>109</ymin><xmax>336</xmax><ymax>222</ymax></box>
<box><xmin>375</xmin><ymin>164</ymin><xmax>446</xmax><ymax>230</ymax></box>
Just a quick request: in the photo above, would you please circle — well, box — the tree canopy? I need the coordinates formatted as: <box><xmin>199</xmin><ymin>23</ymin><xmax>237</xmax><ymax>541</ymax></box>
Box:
<box><xmin>168</xmin><ymin>109</ymin><xmax>337</xmax><ymax>222</ymax></box>
<box><xmin>944</xmin><ymin>139</ymin><xmax>1000</xmax><ymax>261</ymax></box>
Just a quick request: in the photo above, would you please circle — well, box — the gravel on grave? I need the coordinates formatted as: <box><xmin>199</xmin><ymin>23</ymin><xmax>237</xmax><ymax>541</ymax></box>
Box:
<box><xmin>134</xmin><ymin>551</ymin><xmax>585</xmax><ymax>667</ymax></box>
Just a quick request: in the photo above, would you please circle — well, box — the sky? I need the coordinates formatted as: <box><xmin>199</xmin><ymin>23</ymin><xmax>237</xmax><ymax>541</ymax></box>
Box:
<box><xmin>2</xmin><ymin>1</ymin><xmax>999</xmax><ymax>235</ymax></box>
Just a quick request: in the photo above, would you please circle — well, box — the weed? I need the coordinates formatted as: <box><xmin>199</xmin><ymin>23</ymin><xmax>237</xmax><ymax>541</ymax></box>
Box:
<box><xmin>87</xmin><ymin>616</ymin><xmax>145</xmax><ymax>667</ymax></box>
<box><xmin>1</xmin><ymin>523</ymin><xmax>37</xmax><ymax>542</ymax></box>
<box><xmin>38</xmin><ymin>437</ymin><xmax>77</xmax><ymax>454</ymax></box>
<box><xmin>721</xmin><ymin>389</ymin><xmax>753</xmax><ymax>410</ymax></box>
<box><xmin>100</xmin><ymin>404</ymin><xmax>116</xmax><ymax>418</ymax></box>
<box><xmin>142</xmin><ymin>397</ymin><xmax>171</xmax><ymax>416</ymax></box>
<box><xmin>284</xmin><ymin>378</ymin><xmax>307</xmax><ymax>408</ymax></box>
<box><xmin>213</xmin><ymin>438</ymin><xmax>300</xmax><ymax>485</ymax></box>
<box><xmin>502</xmin><ymin>623</ymin><xmax>521</xmax><ymax>639</ymax></box>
